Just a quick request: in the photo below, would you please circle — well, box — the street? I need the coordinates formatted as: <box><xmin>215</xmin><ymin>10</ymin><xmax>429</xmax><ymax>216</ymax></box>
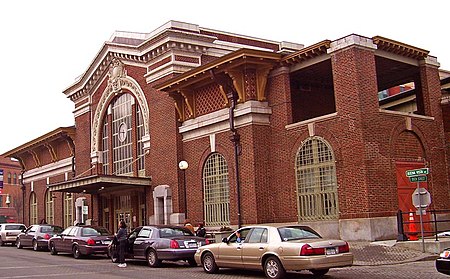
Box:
<box><xmin>0</xmin><ymin>245</ymin><xmax>446</xmax><ymax>279</ymax></box>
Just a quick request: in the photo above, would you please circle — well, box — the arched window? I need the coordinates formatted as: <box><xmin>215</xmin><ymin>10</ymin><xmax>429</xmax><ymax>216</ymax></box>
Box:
<box><xmin>13</xmin><ymin>173</ymin><xmax>17</xmax><ymax>185</ymax></box>
<box><xmin>202</xmin><ymin>153</ymin><xmax>230</xmax><ymax>226</ymax></box>
<box><xmin>295</xmin><ymin>137</ymin><xmax>338</xmax><ymax>221</ymax></box>
<box><xmin>7</xmin><ymin>172</ymin><xmax>11</xmax><ymax>184</ymax></box>
<box><xmin>101</xmin><ymin>93</ymin><xmax>145</xmax><ymax>176</ymax></box>
<box><xmin>64</xmin><ymin>193</ymin><xmax>73</xmax><ymax>228</ymax></box>
<box><xmin>45</xmin><ymin>191</ymin><xmax>54</xmax><ymax>224</ymax></box>
<box><xmin>30</xmin><ymin>192</ymin><xmax>38</xmax><ymax>224</ymax></box>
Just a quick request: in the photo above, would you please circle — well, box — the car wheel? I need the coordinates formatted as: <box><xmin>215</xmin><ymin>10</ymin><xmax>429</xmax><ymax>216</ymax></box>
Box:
<box><xmin>49</xmin><ymin>242</ymin><xmax>58</xmax><ymax>255</ymax></box>
<box><xmin>146</xmin><ymin>249</ymin><xmax>161</xmax><ymax>267</ymax></box>
<box><xmin>73</xmin><ymin>245</ymin><xmax>82</xmax><ymax>259</ymax></box>
<box><xmin>202</xmin><ymin>252</ymin><xmax>219</xmax><ymax>274</ymax></box>
<box><xmin>264</xmin><ymin>256</ymin><xmax>286</xmax><ymax>279</ymax></box>
<box><xmin>32</xmin><ymin>240</ymin><xmax>39</xmax><ymax>251</ymax></box>
<box><xmin>16</xmin><ymin>239</ymin><xmax>23</xmax><ymax>249</ymax></box>
<box><xmin>311</xmin><ymin>268</ymin><xmax>329</xmax><ymax>277</ymax></box>
<box><xmin>187</xmin><ymin>258</ymin><xmax>197</xmax><ymax>267</ymax></box>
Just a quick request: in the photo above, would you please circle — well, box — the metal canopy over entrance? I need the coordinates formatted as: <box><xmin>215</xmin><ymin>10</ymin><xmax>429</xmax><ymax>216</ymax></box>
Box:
<box><xmin>47</xmin><ymin>175</ymin><xmax>151</xmax><ymax>194</ymax></box>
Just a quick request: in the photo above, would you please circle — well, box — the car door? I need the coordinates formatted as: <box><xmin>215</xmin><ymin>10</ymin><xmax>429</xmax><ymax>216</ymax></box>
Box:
<box><xmin>23</xmin><ymin>226</ymin><xmax>37</xmax><ymax>246</ymax></box>
<box><xmin>133</xmin><ymin>227</ymin><xmax>152</xmax><ymax>259</ymax></box>
<box><xmin>216</xmin><ymin>228</ymin><xmax>251</xmax><ymax>268</ymax></box>
<box><xmin>60</xmin><ymin>227</ymin><xmax>76</xmax><ymax>252</ymax></box>
<box><xmin>241</xmin><ymin>227</ymin><xmax>269</xmax><ymax>269</ymax></box>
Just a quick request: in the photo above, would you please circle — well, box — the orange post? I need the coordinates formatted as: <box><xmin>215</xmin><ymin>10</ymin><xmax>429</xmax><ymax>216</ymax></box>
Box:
<box><xmin>408</xmin><ymin>211</ymin><xmax>418</xmax><ymax>241</ymax></box>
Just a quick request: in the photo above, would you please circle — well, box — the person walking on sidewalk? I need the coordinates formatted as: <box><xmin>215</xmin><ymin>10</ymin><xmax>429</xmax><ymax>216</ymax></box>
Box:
<box><xmin>116</xmin><ymin>220</ymin><xmax>128</xmax><ymax>268</ymax></box>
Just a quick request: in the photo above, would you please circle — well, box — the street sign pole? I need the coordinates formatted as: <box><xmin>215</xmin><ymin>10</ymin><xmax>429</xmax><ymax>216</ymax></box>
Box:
<box><xmin>417</xmin><ymin>181</ymin><xmax>425</xmax><ymax>252</ymax></box>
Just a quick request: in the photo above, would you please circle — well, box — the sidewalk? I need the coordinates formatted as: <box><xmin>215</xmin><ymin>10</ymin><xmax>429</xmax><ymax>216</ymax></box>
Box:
<box><xmin>349</xmin><ymin>240</ymin><xmax>439</xmax><ymax>266</ymax></box>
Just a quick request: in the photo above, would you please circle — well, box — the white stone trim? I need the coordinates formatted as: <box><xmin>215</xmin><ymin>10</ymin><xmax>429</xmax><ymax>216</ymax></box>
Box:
<box><xmin>73</xmin><ymin>102</ymin><xmax>90</xmax><ymax>118</ymax></box>
<box><xmin>422</xmin><ymin>56</ymin><xmax>440</xmax><ymax>67</ymax></box>
<box><xmin>328</xmin><ymin>34</ymin><xmax>377</xmax><ymax>54</ymax></box>
<box><xmin>285</xmin><ymin>113</ymin><xmax>338</xmax><ymax>130</ymax></box>
<box><xmin>378</xmin><ymin>109</ymin><xmax>435</xmax><ymax>120</ymax></box>
<box><xmin>179</xmin><ymin>101</ymin><xmax>272</xmax><ymax>141</ymax></box>
<box><xmin>23</xmin><ymin>157</ymin><xmax>73</xmax><ymax>184</ymax></box>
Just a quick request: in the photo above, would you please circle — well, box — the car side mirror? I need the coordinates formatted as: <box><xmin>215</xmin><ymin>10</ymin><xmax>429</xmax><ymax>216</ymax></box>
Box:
<box><xmin>222</xmin><ymin>237</ymin><xmax>229</xmax><ymax>244</ymax></box>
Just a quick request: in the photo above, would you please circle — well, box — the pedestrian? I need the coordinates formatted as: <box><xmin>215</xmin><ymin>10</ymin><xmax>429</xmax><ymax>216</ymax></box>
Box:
<box><xmin>195</xmin><ymin>222</ymin><xmax>206</xmax><ymax>237</ymax></box>
<box><xmin>184</xmin><ymin>219</ymin><xmax>195</xmax><ymax>234</ymax></box>
<box><xmin>116</xmin><ymin>220</ymin><xmax>128</xmax><ymax>268</ymax></box>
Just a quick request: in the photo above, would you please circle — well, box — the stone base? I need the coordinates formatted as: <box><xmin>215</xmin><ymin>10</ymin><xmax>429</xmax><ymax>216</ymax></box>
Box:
<box><xmin>339</xmin><ymin>216</ymin><xmax>398</xmax><ymax>241</ymax></box>
<box><xmin>170</xmin><ymin>213</ymin><xmax>186</xmax><ymax>225</ymax></box>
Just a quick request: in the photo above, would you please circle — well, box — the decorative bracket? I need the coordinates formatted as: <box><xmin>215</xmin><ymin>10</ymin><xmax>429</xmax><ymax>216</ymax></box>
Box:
<box><xmin>256</xmin><ymin>67</ymin><xmax>272</xmax><ymax>101</ymax></box>
<box><xmin>44</xmin><ymin>143</ymin><xmax>57</xmax><ymax>162</ymax></box>
<box><xmin>227</xmin><ymin>70</ymin><xmax>244</xmax><ymax>102</ymax></box>
<box><xmin>179</xmin><ymin>90</ymin><xmax>195</xmax><ymax>119</ymax></box>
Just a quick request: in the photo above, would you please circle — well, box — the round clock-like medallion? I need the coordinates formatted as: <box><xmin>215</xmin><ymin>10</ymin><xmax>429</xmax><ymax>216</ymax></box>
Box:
<box><xmin>118</xmin><ymin>122</ymin><xmax>127</xmax><ymax>142</ymax></box>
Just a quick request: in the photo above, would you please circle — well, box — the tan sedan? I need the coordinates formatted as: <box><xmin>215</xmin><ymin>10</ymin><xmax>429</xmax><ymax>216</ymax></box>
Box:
<box><xmin>195</xmin><ymin>225</ymin><xmax>353</xmax><ymax>278</ymax></box>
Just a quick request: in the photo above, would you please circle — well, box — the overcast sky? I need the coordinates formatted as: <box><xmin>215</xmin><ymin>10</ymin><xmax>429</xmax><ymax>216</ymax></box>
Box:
<box><xmin>0</xmin><ymin>0</ymin><xmax>448</xmax><ymax>154</ymax></box>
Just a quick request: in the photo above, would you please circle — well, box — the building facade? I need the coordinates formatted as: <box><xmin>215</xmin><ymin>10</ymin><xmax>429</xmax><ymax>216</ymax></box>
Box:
<box><xmin>0</xmin><ymin>155</ymin><xmax>23</xmax><ymax>222</ymax></box>
<box><xmin>3</xmin><ymin>21</ymin><xmax>449</xmax><ymax>241</ymax></box>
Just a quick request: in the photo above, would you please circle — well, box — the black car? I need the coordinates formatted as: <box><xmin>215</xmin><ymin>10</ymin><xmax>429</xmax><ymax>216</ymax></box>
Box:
<box><xmin>16</xmin><ymin>224</ymin><xmax>63</xmax><ymax>251</ymax></box>
<box><xmin>109</xmin><ymin>225</ymin><xmax>209</xmax><ymax>267</ymax></box>
<box><xmin>436</xmin><ymin>248</ymin><xmax>450</xmax><ymax>275</ymax></box>
<box><xmin>48</xmin><ymin>225</ymin><xmax>114</xmax><ymax>259</ymax></box>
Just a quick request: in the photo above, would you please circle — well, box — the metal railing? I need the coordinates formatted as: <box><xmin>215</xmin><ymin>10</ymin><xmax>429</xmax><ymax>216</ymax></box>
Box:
<box><xmin>397</xmin><ymin>209</ymin><xmax>450</xmax><ymax>241</ymax></box>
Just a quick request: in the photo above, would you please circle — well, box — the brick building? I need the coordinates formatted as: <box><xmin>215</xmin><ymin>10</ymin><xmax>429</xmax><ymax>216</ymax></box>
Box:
<box><xmin>0</xmin><ymin>155</ymin><xmax>22</xmax><ymax>222</ymax></box>
<box><xmin>3</xmin><ymin>21</ymin><xmax>449</xmax><ymax>241</ymax></box>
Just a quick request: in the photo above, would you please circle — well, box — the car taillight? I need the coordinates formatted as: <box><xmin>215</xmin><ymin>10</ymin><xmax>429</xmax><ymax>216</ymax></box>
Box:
<box><xmin>87</xmin><ymin>238</ymin><xmax>96</xmax><ymax>246</ymax></box>
<box><xmin>300</xmin><ymin>244</ymin><xmax>325</xmax><ymax>256</ymax></box>
<box><xmin>205</xmin><ymin>239</ymin><xmax>210</xmax><ymax>245</ymax></box>
<box><xmin>338</xmin><ymin>242</ymin><xmax>350</xmax><ymax>253</ymax></box>
<box><xmin>170</xmin><ymin>240</ymin><xmax>180</xmax><ymax>249</ymax></box>
<box><xmin>43</xmin><ymin>234</ymin><xmax>50</xmax><ymax>240</ymax></box>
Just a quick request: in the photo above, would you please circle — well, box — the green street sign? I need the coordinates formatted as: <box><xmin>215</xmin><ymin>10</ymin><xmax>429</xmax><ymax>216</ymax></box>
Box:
<box><xmin>409</xmin><ymin>176</ymin><xmax>427</xmax><ymax>182</ymax></box>
<box><xmin>406</xmin><ymin>168</ymin><xmax>429</xmax><ymax>177</ymax></box>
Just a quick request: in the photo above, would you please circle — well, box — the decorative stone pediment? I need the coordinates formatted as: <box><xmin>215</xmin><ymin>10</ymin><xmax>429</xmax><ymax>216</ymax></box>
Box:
<box><xmin>91</xmin><ymin>58</ymin><xmax>150</xmax><ymax>157</ymax></box>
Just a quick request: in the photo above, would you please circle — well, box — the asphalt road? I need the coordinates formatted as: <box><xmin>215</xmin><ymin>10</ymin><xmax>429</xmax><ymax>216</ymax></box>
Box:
<box><xmin>0</xmin><ymin>244</ymin><xmax>447</xmax><ymax>279</ymax></box>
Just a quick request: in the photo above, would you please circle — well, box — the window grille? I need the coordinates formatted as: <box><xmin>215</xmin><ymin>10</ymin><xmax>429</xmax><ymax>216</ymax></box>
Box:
<box><xmin>203</xmin><ymin>153</ymin><xmax>230</xmax><ymax>226</ymax></box>
<box><xmin>295</xmin><ymin>137</ymin><xmax>338</xmax><ymax>221</ymax></box>
<box><xmin>64</xmin><ymin>193</ymin><xmax>73</xmax><ymax>228</ymax></box>
<box><xmin>136</xmin><ymin>106</ymin><xmax>145</xmax><ymax>173</ymax></box>
<box><xmin>112</xmin><ymin>94</ymin><xmax>133</xmax><ymax>175</ymax></box>
<box><xmin>30</xmin><ymin>192</ymin><xmax>38</xmax><ymax>224</ymax></box>
<box><xmin>45</xmin><ymin>191</ymin><xmax>54</xmax><ymax>224</ymax></box>
<box><xmin>102</xmin><ymin>119</ymin><xmax>110</xmax><ymax>174</ymax></box>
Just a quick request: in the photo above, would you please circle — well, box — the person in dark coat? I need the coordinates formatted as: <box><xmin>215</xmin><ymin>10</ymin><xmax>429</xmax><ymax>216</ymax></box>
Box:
<box><xmin>195</xmin><ymin>222</ymin><xmax>206</xmax><ymax>237</ymax></box>
<box><xmin>116</xmin><ymin>220</ymin><xmax>128</xmax><ymax>268</ymax></box>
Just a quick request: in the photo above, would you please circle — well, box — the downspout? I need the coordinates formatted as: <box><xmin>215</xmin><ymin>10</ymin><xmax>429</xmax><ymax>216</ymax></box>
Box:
<box><xmin>210</xmin><ymin>71</ymin><xmax>242</xmax><ymax>228</ymax></box>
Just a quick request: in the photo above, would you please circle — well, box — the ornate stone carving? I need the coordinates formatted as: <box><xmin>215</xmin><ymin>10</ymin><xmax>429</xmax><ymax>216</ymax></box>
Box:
<box><xmin>91</xmin><ymin>59</ymin><xmax>150</xmax><ymax>156</ymax></box>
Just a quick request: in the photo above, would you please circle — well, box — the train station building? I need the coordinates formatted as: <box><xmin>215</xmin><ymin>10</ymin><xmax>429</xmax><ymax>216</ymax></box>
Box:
<box><xmin>3</xmin><ymin>21</ymin><xmax>449</xmax><ymax>240</ymax></box>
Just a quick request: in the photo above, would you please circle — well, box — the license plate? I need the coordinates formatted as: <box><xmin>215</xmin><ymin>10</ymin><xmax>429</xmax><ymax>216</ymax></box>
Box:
<box><xmin>102</xmin><ymin>240</ymin><xmax>111</xmax><ymax>245</ymax></box>
<box><xmin>326</xmin><ymin>248</ymin><xmax>337</xmax><ymax>255</ymax></box>
<box><xmin>187</xmin><ymin>242</ymin><xmax>198</xmax><ymax>248</ymax></box>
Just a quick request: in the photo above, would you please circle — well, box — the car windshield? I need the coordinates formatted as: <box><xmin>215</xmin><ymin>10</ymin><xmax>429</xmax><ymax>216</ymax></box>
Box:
<box><xmin>81</xmin><ymin>227</ymin><xmax>110</xmax><ymax>236</ymax></box>
<box><xmin>5</xmin><ymin>225</ymin><xmax>26</xmax><ymax>230</ymax></box>
<box><xmin>40</xmin><ymin>226</ymin><xmax>63</xmax><ymax>234</ymax></box>
<box><xmin>278</xmin><ymin>226</ymin><xmax>321</xmax><ymax>241</ymax></box>
<box><xmin>159</xmin><ymin>227</ymin><xmax>193</xmax><ymax>238</ymax></box>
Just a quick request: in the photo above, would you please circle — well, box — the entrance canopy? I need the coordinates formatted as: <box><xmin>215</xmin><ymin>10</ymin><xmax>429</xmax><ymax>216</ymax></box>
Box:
<box><xmin>47</xmin><ymin>175</ymin><xmax>151</xmax><ymax>194</ymax></box>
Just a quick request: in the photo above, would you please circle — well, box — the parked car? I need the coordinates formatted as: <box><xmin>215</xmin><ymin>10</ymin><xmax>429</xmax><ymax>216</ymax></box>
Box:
<box><xmin>436</xmin><ymin>248</ymin><xmax>450</xmax><ymax>275</ymax></box>
<box><xmin>16</xmin><ymin>224</ymin><xmax>63</xmax><ymax>251</ymax></box>
<box><xmin>48</xmin><ymin>225</ymin><xmax>113</xmax><ymax>259</ymax></box>
<box><xmin>108</xmin><ymin>225</ymin><xmax>209</xmax><ymax>267</ymax></box>
<box><xmin>0</xmin><ymin>223</ymin><xmax>26</xmax><ymax>246</ymax></box>
<box><xmin>195</xmin><ymin>225</ymin><xmax>353</xmax><ymax>279</ymax></box>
